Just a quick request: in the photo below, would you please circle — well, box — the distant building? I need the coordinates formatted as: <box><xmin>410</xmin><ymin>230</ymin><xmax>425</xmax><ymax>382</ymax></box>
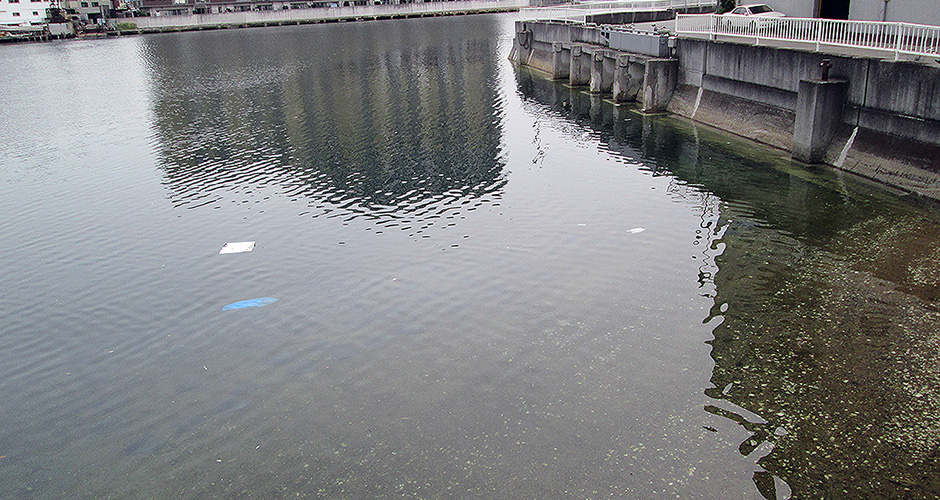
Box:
<box><xmin>57</xmin><ymin>0</ymin><xmax>118</xmax><ymax>22</ymax></box>
<box><xmin>764</xmin><ymin>0</ymin><xmax>940</xmax><ymax>26</ymax></box>
<box><xmin>0</xmin><ymin>0</ymin><xmax>54</xmax><ymax>25</ymax></box>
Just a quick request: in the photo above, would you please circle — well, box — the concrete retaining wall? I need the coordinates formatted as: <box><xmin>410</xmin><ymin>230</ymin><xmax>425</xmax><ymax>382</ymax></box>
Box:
<box><xmin>673</xmin><ymin>38</ymin><xmax>940</xmax><ymax>142</ymax></box>
<box><xmin>514</xmin><ymin>19</ymin><xmax>940</xmax><ymax>199</ymax></box>
<box><xmin>511</xmin><ymin>20</ymin><xmax>677</xmax><ymax>112</ymax></box>
<box><xmin>670</xmin><ymin>37</ymin><xmax>940</xmax><ymax>199</ymax></box>
<box><xmin>584</xmin><ymin>4</ymin><xmax>713</xmax><ymax>24</ymax></box>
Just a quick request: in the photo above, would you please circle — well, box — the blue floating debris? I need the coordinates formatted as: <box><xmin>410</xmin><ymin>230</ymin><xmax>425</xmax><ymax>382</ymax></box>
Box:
<box><xmin>222</xmin><ymin>297</ymin><xmax>277</xmax><ymax>311</ymax></box>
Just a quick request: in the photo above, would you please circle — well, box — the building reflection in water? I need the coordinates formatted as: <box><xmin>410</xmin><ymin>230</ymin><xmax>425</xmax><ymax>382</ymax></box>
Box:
<box><xmin>141</xmin><ymin>17</ymin><xmax>507</xmax><ymax>230</ymax></box>
<box><xmin>516</xmin><ymin>68</ymin><xmax>940</xmax><ymax>499</ymax></box>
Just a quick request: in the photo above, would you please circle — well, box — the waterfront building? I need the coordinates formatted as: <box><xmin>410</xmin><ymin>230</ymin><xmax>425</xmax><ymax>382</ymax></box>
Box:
<box><xmin>764</xmin><ymin>0</ymin><xmax>940</xmax><ymax>25</ymax></box>
<box><xmin>57</xmin><ymin>0</ymin><xmax>126</xmax><ymax>23</ymax></box>
<box><xmin>0</xmin><ymin>0</ymin><xmax>53</xmax><ymax>25</ymax></box>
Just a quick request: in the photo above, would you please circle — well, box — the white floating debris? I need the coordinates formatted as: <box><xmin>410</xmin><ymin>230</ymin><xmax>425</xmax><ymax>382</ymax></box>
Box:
<box><xmin>219</xmin><ymin>241</ymin><xmax>255</xmax><ymax>254</ymax></box>
<box><xmin>627</xmin><ymin>228</ymin><xmax>646</xmax><ymax>234</ymax></box>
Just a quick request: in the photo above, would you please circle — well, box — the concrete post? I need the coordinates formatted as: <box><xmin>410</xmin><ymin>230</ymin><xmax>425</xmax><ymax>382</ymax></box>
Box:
<box><xmin>641</xmin><ymin>58</ymin><xmax>678</xmax><ymax>113</ymax></box>
<box><xmin>603</xmin><ymin>55</ymin><xmax>616</xmax><ymax>93</ymax></box>
<box><xmin>612</xmin><ymin>55</ymin><xmax>632</xmax><ymax>103</ymax></box>
<box><xmin>792</xmin><ymin>79</ymin><xmax>848</xmax><ymax>163</ymax></box>
<box><xmin>551</xmin><ymin>42</ymin><xmax>570</xmax><ymax>80</ymax></box>
<box><xmin>590</xmin><ymin>51</ymin><xmax>605</xmax><ymax>93</ymax></box>
<box><xmin>569</xmin><ymin>46</ymin><xmax>590</xmax><ymax>87</ymax></box>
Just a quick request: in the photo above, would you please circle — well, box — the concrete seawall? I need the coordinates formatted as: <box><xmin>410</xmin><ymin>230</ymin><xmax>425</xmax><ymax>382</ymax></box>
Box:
<box><xmin>670</xmin><ymin>38</ymin><xmax>940</xmax><ymax>199</ymax></box>
<box><xmin>510</xmin><ymin>21</ymin><xmax>678</xmax><ymax>112</ymax></box>
<box><xmin>513</xmin><ymin>20</ymin><xmax>940</xmax><ymax>200</ymax></box>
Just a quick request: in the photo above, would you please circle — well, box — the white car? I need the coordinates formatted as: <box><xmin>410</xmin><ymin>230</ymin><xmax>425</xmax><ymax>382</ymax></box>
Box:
<box><xmin>724</xmin><ymin>4</ymin><xmax>786</xmax><ymax>18</ymax></box>
<box><xmin>721</xmin><ymin>4</ymin><xmax>785</xmax><ymax>32</ymax></box>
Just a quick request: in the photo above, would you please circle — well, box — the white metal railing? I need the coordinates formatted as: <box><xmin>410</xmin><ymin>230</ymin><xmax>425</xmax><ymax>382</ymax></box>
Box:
<box><xmin>675</xmin><ymin>14</ymin><xmax>940</xmax><ymax>60</ymax></box>
<box><xmin>519</xmin><ymin>0</ymin><xmax>715</xmax><ymax>23</ymax></box>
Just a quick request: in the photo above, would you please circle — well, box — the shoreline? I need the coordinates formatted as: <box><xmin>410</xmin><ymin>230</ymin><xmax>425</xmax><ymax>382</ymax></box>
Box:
<box><xmin>0</xmin><ymin>1</ymin><xmax>524</xmax><ymax>43</ymax></box>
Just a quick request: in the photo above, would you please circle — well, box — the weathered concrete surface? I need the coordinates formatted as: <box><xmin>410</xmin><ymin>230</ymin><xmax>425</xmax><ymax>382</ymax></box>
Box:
<box><xmin>512</xmin><ymin>20</ymin><xmax>677</xmax><ymax>110</ymax></box>
<box><xmin>674</xmin><ymin>38</ymin><xmax>940</xmax><ymax>142</ymax></box>
<box><xmin>606</xmin><ymin>29</ymin><xmax>670</xmax><ymax>57</ymax></box>
<box><xmin>854</xmin><ymin>61</ymin><xmax>940</xmax><ymax>145</ymax></box>
<box><xmin>642</xmin><ymin>59</ymin><xmax>677</xmax><ymax>113</ymax></box>
<box><xmin>702</xmin><ymin>74</ymin><xmax>797</xmax><ymax>112</ymax></box>
<box><xmin>793</xmin><ymin>79</ymin><xmax>848</xmax><ymax>163</ymax></box>
<box><xmin>522</xmin><ymin>20</ymin><xmax>606</xmax><ymax>46</ymax></box>
<box><xmin>671</xmin><ymin>36</ymin><xmax>940</xmax><ymax>199</ymax></box>
<box><xmin>589</xmin><ymin>49</ymin><xmax>617</xmax><ymax>93</ymax></box>
<box><xmin>569</xmin><ymin>45</ymin><xmax>591</xmax><ymax>86</ymax></box>
<box><xmin>583</xmin><ymin>3</ymin><xmax>713</xmax><ymax>24</ymax></box>
<box><xmin>513</xmin><ymin>20</ymin><xmax>672</xmax><ymax>63</ymax></box>
<box><xmin>513</xmin><ymin>19</ymin><xmax>940</xmax><ymax>199</ymax></box>
<box><xmin>669</xmin><ymin>84</ymin><xmax>795</xmax><ymax>150</ymax></box>
<box><xmin>824</xmin><ymin>127</ymin><xmax>940</xmax><ymax>200</ymax></box>
<box><xmin>613</xmin><ymin>55</ymin><xmax>645</xmax><ymax>103</ymax></box>
<box><xmin>551</xmin><ymin>42</ymin><xmax>570</xmax><ymax>80</ymax></box>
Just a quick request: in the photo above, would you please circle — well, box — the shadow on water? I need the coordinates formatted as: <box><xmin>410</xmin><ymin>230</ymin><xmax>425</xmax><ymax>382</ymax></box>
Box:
<box><xmin>141</xmin><ymin>17</ymin><xmax>507</xmax><ymax>228</ymax></box>
<box><xmin>516</xmin><ymin>68</ymin><xmax>940</xmax><ymax>499</ymax></box>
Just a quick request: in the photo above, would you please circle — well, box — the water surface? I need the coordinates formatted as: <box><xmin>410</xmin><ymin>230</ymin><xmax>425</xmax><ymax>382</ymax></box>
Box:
<box><xmin>1</xmin><ymin>14</ymin><xmax>939</xmax><ymax>499</ymax></box>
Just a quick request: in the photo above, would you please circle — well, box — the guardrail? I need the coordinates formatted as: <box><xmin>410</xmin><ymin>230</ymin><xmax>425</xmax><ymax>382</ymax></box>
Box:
<box><xmin>675</xmin><ymin>14</ymin><xmax>940</xmax><ymax>61</ymax></box>
<box><xmin>519</xmin><ymin>0</ymin><xmax>715</xmax><ymax>23</ymax></box>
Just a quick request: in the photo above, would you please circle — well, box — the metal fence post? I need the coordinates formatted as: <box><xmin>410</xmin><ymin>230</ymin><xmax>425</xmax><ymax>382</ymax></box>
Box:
<box><xmin>894</xmin><ymin>23</ymin><xmax>902</xmax><ymax>60</ymax></box>
<box><xmin>814</xmin><ymin>19</ymin><xmax>820</xmax><ymax>52</ymax></box>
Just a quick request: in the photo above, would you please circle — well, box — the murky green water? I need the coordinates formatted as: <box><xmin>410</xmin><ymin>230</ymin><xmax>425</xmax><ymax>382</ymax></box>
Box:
<box><xmin>1</xmin><ymin>13</ymin><xmax>938</xmax><ymax>499</ymax></box>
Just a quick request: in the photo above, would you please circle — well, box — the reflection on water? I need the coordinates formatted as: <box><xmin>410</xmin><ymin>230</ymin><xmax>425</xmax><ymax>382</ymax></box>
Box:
<box><xmin>516</xmin><ymin>69</ymin><xmax>940</xmax><ymax>498</ymax></box>
<box><xmin>144</xmin><ymin>20</ymin><xmax>506</xmax><ymax>228</ymax></box>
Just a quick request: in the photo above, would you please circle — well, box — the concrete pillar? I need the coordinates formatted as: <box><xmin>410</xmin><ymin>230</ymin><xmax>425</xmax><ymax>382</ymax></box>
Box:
<box><xmin>612</xmin><ymin>55</ymin><xmax>633</xmax><ymax>103</ymax></box>
<box><xmin>603</xmin><ymin>56</ymin><xmax>616</xmax><ymax>93</ymax></box>
<box><xmin>641</xmin><ymin>58</ymin><xmax>678</xmax><ymax>113</ymax></box>
<box><xmin>551</xmin><ymin>42</ymin><xmax>570</xmax><ymax>80</ymax></box>
<box><xmin>590</xmin><ymin>51</ymin><xmax>605</xmax><ymax>93</ymax></box>
<box><xmin>589</xmin><ymin>50</ymin><xmax>617</xmax><ymax>94</ymax></box>
<box><xmin>569</xmin><ymin>46</ymin><xmax>590</xmax><ymax>87</ymax></box>
<box><xmin>792</xmin><ymin>79</ymin><xmax>848</xmax><ymax>163</ymax></box>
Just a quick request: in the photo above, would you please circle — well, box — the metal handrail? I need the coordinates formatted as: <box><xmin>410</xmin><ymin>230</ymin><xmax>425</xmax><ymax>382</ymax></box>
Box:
<box><xmin>519</xmin><ymin>0</ymin><xmax>715</xmax><ymax>23</ymax></box>
<box><xmin>675</xmin><ymin>14</ymin><xmax>940</xmax><ymax>60</ymax></box>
